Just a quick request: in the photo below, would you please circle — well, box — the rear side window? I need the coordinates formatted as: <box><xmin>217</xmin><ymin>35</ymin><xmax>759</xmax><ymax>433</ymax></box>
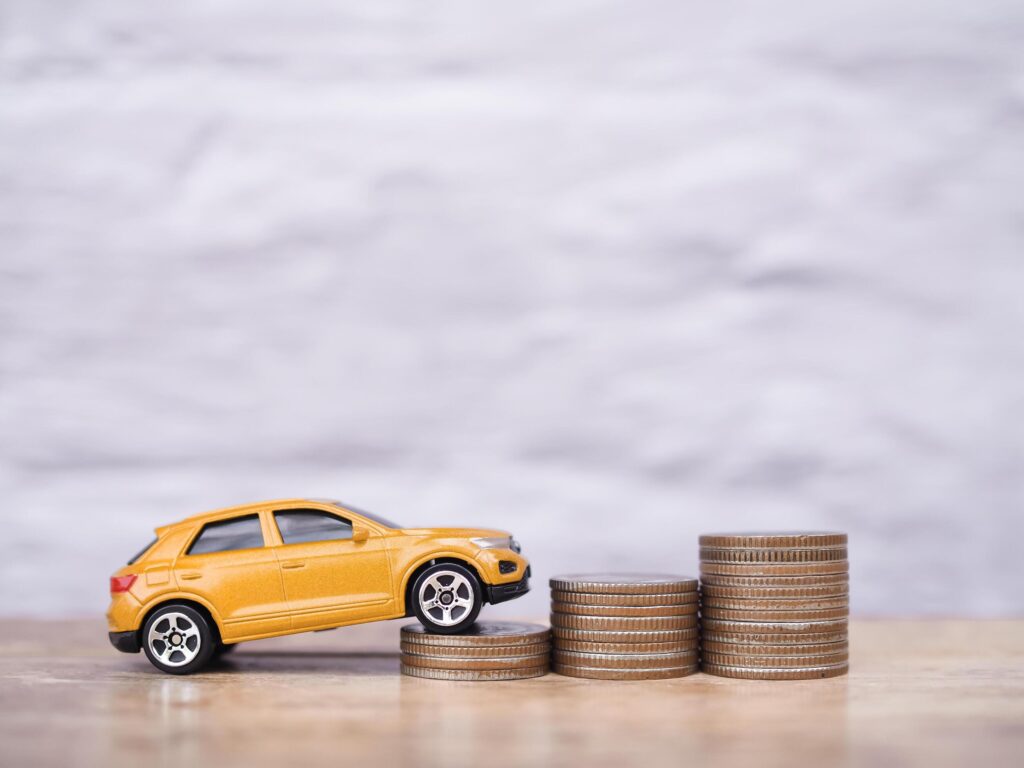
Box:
<box><xmin>188</xmin><ymin>515</ymin><xmax>264</xmax><ymax>555</ymax></box>
<box><xmin>275</xmin><ymin>510</ymin><xmax>352</xmax><ymax>545</ymax></box>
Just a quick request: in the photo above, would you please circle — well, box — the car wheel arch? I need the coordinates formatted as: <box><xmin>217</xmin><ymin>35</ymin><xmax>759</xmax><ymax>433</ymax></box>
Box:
<box><xmin>139</xmin><ymin>596</ymin><xmax>223</xmax><ymax>645</ymax></box>
<box><xmin>402</xmin><ymin>556</ymin><xmax>484</xmax><ymax>617</ymax></box>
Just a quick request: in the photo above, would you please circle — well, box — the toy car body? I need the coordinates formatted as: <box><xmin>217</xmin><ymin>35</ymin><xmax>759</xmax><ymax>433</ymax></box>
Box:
<box><xmin>107</xmin><ymin>498</ymin><xmax>530</xmax><ymax>674</ymax></box>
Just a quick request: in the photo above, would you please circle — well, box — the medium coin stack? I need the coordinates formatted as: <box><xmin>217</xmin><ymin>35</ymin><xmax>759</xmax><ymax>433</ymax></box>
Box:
<box><xmin>549</xmin><ymin>573</ymin><xmax>700</xmax><ymax>680</ymax></box>
<box><xmin>400</xmin><ymin>622</ymin><xmax>551</xmax><ymax>681</ymax></box>
<box><xmin>699</xmin><ymin>532</ymin><xmax>849</xmax><ymax>679</ymax></box>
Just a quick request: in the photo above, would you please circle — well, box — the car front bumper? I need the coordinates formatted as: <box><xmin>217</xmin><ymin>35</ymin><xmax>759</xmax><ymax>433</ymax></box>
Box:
<box><xmin>485</xmin><ymin>567</ymin><xmax>531</xmax><ymax>604</ymax></box>
<box><xmin>109</xmin><ymin>630</ymin><xmax>141</xmax><ymax>654</ymax></box>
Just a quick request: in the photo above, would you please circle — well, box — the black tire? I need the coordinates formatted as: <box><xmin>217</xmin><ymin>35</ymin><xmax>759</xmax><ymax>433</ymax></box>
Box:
<box><xmin>411</xmin><ymin>562</ymin><xmax>483</xmax><ymax>634</ymax></box>
<box><xmin>141</xmin><ymin>604</ymin><xmax>217</xmax><ymax>675</ymax></box>
<box><xmin>214</xmin><ymin>642</ymin><xmax>237</xmax><ymax>656</ymax></box>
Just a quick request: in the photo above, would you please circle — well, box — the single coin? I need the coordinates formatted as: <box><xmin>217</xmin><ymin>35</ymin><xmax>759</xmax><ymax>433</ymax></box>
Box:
<box><xmin>700</xmin><ymin>597</ymin><xmax>849</xmax><ymax>611</ymax></box>
<box><xmin>551</xmin><ymin>590</ymin><xmax>699</xmax><ymax>606</ymax></box>
<box><xmin>554</xmin><ymin>649</ymin><xmax>698</xmax><ymax>669</ymax></box>
<box><xmin>551</xmin><ymin>601</ymin><xmax>698</xmax><ymax>618</ymax></box>
<box><xmin>700</xmin><ymin>547</ymin><xmax>848</xmax><ymax>563</ymax></box>
<box><xmin>701</xmin><ymin>650</ymin><xmax>849</xmax><ymax>667</ymax></box>
<box><xmin>699</xmin><ymin>573</ymin><xmax>849</xmax><ymax>588</ymax></box>
<box><xmin>549</xmin><ymin>574</ymin><xmax>698</xmax><ymax>595</ymax></box>
<box><xmin>699</xmin><ymin>532</ymin><xmax>847</xmax><ymax>548</ymax></box>
<box><xmin>700</xmin><ymin>561</ymin><xmax>849</xmax><ymax>577</ymax></box>
<box><xmin>401</xmin><ymin>664</ymin><xmax>548</xmax><ymax>681</ymax></box>
<box><xmin>700</xmin><ymin>640</ymin><xmax>848</xmax><ymax>656</ymax></box>
<box><xmin>700</xmin><ymin>584</ymin><xmax>849</xmax><ymax>600</ymax></box>
<box><xmin>701</xmin><ymin>606</ymin><xmax>849</xmax><ymax>622</ymax></box>
<box><xmin>400</xmin><ymin>622</ymin><xmax>550</xmax><ymax>647</ymax></box>
<box><xmin>702</xmin><ymin>617</ymin><xmax>848</xmax><ymax>635</ymax></box>
<box><xmin>556</xmin><ymin>638</ymin><xmax>698</xmax><ymax>654</ymax></box>
<box><xmin>701</xmin><ymin>630</ymin><xmax>848</xmax><ymax>645</ymax></box>
<box><xmin>401</xmin><ymin>641</ymin><xmax>550</xmax><ymax>659</ymax></box>
<box><xmin>553</xmin><ymin>662</ymin><xmax>698</xmax><ymax>680</ymax></box>
<box><xmin>552</xmin><ymin>627</ymin><xmax>700</xmax><ymax>644</ymax></box>
<box><xmin>551</xmin><ymin>613</ymin><xmax>698</xmax><ymax>631</ymax></box>
<box><xmin>400</xmin><ymin>653</ymin><xmax>548</xmax><ymax>671</ymax></box>
<box><xmin>700</xmin><ymin>662</ymin><xmax>849</xmax><ymax>680</ymax></box>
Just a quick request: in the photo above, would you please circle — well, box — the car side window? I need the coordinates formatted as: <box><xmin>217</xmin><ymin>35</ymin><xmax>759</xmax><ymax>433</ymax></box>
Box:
<box><xmin>187</xmin><ymin>515</ymin><xmax>265</xmax><ymax>555</ymax></box>
<box><xmin>274</xmin><ymin>509</ymin><xmax>353</xmax><ymax>545</ymax></box>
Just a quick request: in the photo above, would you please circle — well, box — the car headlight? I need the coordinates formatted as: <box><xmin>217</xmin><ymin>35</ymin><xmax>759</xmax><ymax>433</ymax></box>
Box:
<box><xmin>472</xmin><ymin>536</ymin><xmax>512</xmax><ymax>550</ymax></box>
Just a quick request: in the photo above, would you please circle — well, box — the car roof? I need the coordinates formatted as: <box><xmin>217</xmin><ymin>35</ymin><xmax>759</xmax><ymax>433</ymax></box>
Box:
<box><xmin>160</xmin><ymin>498</ymin><xmax>332</xmax><ymax>532</ymax></box>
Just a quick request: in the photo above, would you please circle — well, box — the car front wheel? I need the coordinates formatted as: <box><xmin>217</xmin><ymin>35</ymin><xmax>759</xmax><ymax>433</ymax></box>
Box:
<box><xmin>141</xmin><ymin>604</ymin><xmax>216</xmax><ymax>675</ymax></box>
<box><xmin>411</xmin><ymin>563</ymin><xmax>483</xmax><ymax>634</ymax></box>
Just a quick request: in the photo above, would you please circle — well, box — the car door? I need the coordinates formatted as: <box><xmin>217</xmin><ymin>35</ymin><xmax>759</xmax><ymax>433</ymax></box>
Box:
<box><xmin>175</xmin><ymin>513</ymin><xmax>291</xmax><ymax>641</ymax></box>
<box><xmin>271</xmin><ymin>507</ymin><xmax>395</xmax><ymax>630</ymax></box>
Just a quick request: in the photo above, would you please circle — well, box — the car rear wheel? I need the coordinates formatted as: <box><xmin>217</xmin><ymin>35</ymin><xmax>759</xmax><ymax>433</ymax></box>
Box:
<box><xmin>412</xmin><ymin>563</ymin><xmax>483</xmax><ymax>634</ymax></box>
<box><xmin>142</xmin><ymin>604</ymin><xmax>216</xmax><ymax>675</ymax></box>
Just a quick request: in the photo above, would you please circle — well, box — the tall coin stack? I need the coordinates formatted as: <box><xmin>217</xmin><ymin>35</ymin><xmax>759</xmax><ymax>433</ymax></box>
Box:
<box><xmin>698</xmin><ymin>532</ymin><xmax>849</xmax><ymax>680</ymax></box>
<box><xmin>400</xmin><ymin>622</ymin><xmax>551</xmax><ymax>681</ymax></box>
<box><xmin>549</xmin><ymin>573</ymin><xmax>700</xmax><ymax>680</ymax></box>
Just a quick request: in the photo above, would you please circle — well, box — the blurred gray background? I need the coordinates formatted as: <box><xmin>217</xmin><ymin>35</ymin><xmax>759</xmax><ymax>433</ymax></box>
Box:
<box><xmin>2</xmin><ymin>0</ymin><xmax>1022</xmax><ymax>618</ymax></box>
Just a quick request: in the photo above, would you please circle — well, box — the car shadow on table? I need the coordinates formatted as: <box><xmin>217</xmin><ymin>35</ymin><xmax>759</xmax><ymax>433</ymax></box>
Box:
<box><xmin>201</xmin><ymin>650</ymin><xmax>403</xmax><ymax>676</ymax></box>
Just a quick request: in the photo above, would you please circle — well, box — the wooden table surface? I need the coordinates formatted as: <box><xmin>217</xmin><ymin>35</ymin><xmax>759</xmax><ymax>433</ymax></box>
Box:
<box><xmin>0</xmin><ymin>619</ymin><xmax>1021</xmax><ymax>767</ymax></box>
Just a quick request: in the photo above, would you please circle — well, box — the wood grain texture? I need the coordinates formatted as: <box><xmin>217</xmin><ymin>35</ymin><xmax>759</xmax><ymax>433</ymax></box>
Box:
<box><xmin>0</xmin><ymin>620</ymin><xmax>1021</xmax><ymax>768</ymax></box>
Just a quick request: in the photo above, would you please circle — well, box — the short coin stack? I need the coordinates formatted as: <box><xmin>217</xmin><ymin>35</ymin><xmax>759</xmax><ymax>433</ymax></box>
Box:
<box><xmin>400</xmin><ymin>622</ymin><xmax>551</xmax><ymax>681</ymax></box>
<box><xmin>549</xmin><ymin>573</ymin><xmax>700</xmax><ymax>679</ymax></box>
<box><xmin>699</xmin><ymin>532</ymin><xmax>849</xmax><ymax>679</ymax></box>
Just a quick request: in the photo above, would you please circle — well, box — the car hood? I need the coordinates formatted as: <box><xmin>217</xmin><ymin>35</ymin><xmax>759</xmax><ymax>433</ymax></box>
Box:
<box><xmin>398</xmin><ymin>527</ymin><xmax>510</xmax><ymax>539</ymax></box>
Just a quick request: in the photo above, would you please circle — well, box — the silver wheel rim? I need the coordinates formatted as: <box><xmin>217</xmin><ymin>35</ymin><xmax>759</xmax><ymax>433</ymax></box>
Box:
<box><xmin>147</xmin><ymin>611</ymin><xmax>202</xmax><ymax>667</ymax></box>
<box><xmin>419</xmin><ymin>570</ymin><xmax>475</xmax><ymax>627</ymax></box>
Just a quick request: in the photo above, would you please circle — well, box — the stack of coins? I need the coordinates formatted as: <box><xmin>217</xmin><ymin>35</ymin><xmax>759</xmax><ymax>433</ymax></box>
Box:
<box><xmin>549</xmin><ymin>573</ymin><xmax>700</xmax><ymax>680</ymax></box>
<box><xmin>698</xmin><ymin>532</ymin><xmax>849</xmax><ymax>679</ymax></box>
<box><xmin>400</xmin><ymin>622</ymin><xmax>550</xmax><ymax>681</ymax></box>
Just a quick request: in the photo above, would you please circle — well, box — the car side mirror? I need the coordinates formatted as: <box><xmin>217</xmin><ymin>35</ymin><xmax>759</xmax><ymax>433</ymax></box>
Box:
<box><xmin>352</xmin><ymin>526</ymin><xmax>369</xmax><ymax>543</ymax></box>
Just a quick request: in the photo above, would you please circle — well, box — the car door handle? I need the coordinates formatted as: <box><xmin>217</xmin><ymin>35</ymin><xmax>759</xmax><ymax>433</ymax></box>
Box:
<box><xmin>281</xmin><ymin>561</ymin><xmax>305</xmax><ymax>570</ymax></box>
<box><xmin>179</xmin><ymin>572</ymin><xmax>201</xmax><ymax>581</ymax></box>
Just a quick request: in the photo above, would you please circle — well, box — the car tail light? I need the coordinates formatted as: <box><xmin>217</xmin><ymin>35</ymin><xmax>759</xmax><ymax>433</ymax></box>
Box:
<box><xmin>110</xmin><ymin>575</ymin><xmax>137</xmax><ymax>594</ymax></box>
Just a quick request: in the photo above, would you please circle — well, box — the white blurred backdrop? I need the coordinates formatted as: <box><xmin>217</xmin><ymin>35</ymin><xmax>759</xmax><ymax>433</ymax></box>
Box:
<box><xmin>1</xmin><ymin>1</ymin><xmax>1022</xmax><ymax>618</ymax></box>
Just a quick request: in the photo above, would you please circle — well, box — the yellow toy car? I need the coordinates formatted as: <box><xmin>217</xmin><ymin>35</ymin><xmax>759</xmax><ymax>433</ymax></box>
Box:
<box><xmin>107</xmin><ymin>498</ymin><xmax>530</xmax><ymax>674</ymax></box>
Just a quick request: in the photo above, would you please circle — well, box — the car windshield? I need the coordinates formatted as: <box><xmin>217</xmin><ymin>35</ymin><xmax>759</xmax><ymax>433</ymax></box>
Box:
<box><xmin>317</xmin><ymin>499</ymin><xmax>402</xmax><ymax>529</ymax></box>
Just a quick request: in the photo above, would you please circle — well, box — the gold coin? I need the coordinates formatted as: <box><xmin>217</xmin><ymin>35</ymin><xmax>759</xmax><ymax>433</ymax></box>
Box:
<box><xmin>551</xmin><ymin>601</ymin><xmax>699</xmax><ymax>618</ymax></box>
<box><xmin>554</xmin><ymin>649</ymin><xmax>698</xmax><ymax>669</ymax></box>
<box><xmin>700</xmin><ymin>662</ymin><xmax>849</xmax><ymax>680</ymax></box>
<box><xmin>552</xmin><ymin>627</ymin><xmax>700</xmax><ymax>644</ymax></box>
<box><xmin>701</xmin><ymin>650</ymin><xmax>849</xmax><ymax>667</ymax></box>
<box><xmin>700</xmin><ymin>597</ymin><xmax>849</xmax><ymax>611</ymax></box>
<box><xmin>400</xmin><ymin>622</ymin><xmax>550</xmax><ymax>647</ymax></box>
<box><xmin>701</xmin><ymin>630</ymin><xmax>848</xmax><ymax>645</ymax></box>
<box><xmin>700</xmin><ymin>584</ymin><xmax>849</xmax><ymax>599</ymax></box>
<box><xmin>550</xmin><ymin>613</ymin><xmax>699</xmax><ymax>631</ymax></box>
<box><xmin>699</xmin><ymin>573</ymin><xmax>849</xmax><ymax>588</ymax></box>
<box><xmin>401</xmin><ymin>641</ymin><xmax>550</xmax><ymax>659</ymax></box>
<box><xmin>400</xmin><ymin>653</ymin><xmax>548</xmax><ymax>671</ymax></box>
<box><xmin>700</xmin><ymin>640</ymin><xmax>848</xmax><ymax>656</ymax></box>
<box><xmin>702</xmin><ymin>617</ymin><xmax>848</xmax><ymax>635</ymax></box>
<box><xmin>549</xmin><ymin>573</ymin><xmax>698</xmax><ymax>595</ymax></box>
<box><xmin>701</xmin><ymin>606</ymin><xmax>849</xmax><ymax>622</ymax></box>
<box><xmin>556</xmin><ymin>638</ymin><xmax>698</xmax><ymax>654</ymax></box>
<box><xmin>700</xmin><ymin>547</ymin><xmax>848</xmax><ymax>563</ymax></box>
<box><xmin>551</xmin><ymin>590</ymin><xmax>699</xmax><ymax>606</ymax></box>
<box><xmin>401</xmin><ymin>664</ymin><xmax>548</xmax><ymax>681</ymax></box>
<box><xmin>699</xmin><ymin>532</ymin><xmax>847</xmax><ymax>548</ymax></box>
<box><xmin>553</xmin><ymin>662</ymin><xmax>698</xmax><ymax>680</ymax></box>
<box><xmin>700</xmin><ymin>561</ymin><xmax>849</xmax><ymax>577</ymax></box>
